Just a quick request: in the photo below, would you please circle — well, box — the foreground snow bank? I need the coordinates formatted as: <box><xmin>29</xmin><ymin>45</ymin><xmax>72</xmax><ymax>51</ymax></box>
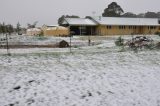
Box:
<box><xmin>0</xmin><ymin>49</ymin><xmax>160</xmax><ymax>106</ymax></box>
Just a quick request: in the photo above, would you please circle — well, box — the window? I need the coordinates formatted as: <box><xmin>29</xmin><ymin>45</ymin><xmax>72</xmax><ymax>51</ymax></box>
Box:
<box><xmin>106</xmin><ymin>26</ymin><xmax>112</xmax><ymax>29</ymax></box>
<box><xmin>148</xmin><ymin>26</ymin><xmax>156</xmax><ymax>30</ymax></box>
<box><xmin>129</xmin><ymin>26</ymin><xmax>132</xmax><ymax>29</ymax></box>
<box><xmin>133</xmin><ymin>26</ymin><xmax>136</xmax><ymax>29</ymax></box>
<box><xmin>150</xmin><ymin>26</ymin><xmax>156</xmax><ymax>30</ymax></box>
<box><xmin>119</xmin><ymin>26</ymin><xmax>125</xmax><ymax>29</ymax></box>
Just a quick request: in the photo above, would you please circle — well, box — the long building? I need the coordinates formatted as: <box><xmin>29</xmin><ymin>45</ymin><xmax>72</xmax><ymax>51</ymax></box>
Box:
<box><xmin>61</xmin><ymin>17</ymin><xmax>160</xmax><ymax>36</ymax></box>
<box><xmin>42</xmin><ymin>25</ymin><xmax>69</xmax><ymax>36</ymax></box>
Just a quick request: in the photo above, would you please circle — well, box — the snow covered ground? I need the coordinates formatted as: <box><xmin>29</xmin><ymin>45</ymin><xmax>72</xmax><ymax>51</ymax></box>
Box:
<box><xmin>0</xmin><ymin>35</ymin><xmax>160</xmax><ymax>106</ymax></box>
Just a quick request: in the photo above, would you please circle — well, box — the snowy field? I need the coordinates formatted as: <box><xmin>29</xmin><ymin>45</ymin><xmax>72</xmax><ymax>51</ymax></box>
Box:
<box><xmin>0</xmin><ymin>35</ymin><xmax>160</xmax><ymax>106</ymax></box>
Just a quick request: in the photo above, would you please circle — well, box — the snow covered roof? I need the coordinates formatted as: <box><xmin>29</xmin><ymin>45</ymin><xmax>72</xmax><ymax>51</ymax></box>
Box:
<box><xmin>47</xmin><ymin>25</ymin><xmax>59</xmax><ymax>27</ymax></box>
<box><xmin>92</xmin><ymin>17</ymin><xmax>160</xmax><ymax>26</ymax></box>
<box><xmin>27</xmin><ymin>28</ymin><xmax>41</xmax><ymax>31</ymax></box>
<box><xmin>62</xmin><ymin>18</ymin><xmax>97</xmax><ymax>26</ymax></box>
<box><xmin>46</xmin><ymin>26</ymin><xmax>68</xmax><ymax>30</ymax></box>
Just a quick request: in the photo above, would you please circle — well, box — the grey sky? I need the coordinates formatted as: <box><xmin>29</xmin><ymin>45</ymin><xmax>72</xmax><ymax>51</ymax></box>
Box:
<box><xmin>0</xmin><ymin>0</ymin><xmax>160</xmax><ymax>27</ymax></box>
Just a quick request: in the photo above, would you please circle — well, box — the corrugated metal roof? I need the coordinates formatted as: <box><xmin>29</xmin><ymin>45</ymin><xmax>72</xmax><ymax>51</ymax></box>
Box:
<box><xmin>92</xmin><ymin>17</ymin><xmax>160</xmax><ymax>26</ymax></box>
<box><xmin>47</xmin><ymin>25</ymin><xmax>59</xmax><ymax>27</ymax></box>
<box><xmin>27</xmin><ymin>28</ymin><xmax>41</xmax><ymax>31</ymax></box>
<box><xmin>46</xmin><ymin>26</ymin><xmax>68</xmax><ymax>30</ymax></box>
<box><xmin>63</xmin><ymin>18</ymin><xmax>97</xmax><ymax>26</ymax></box>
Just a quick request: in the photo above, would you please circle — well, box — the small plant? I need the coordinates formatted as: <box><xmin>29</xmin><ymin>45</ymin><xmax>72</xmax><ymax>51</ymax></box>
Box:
<box><xmin>35</xmin><ymin>32</ymin><xmax>48</xmax><ymax>40</ymax></box>
<box><xmin>118</xmin><ymin>47</ymin><xmax>125</xmax><ymax>52</ymax></box>
<box><xmin>156</xmin><ymin>42</ymin><xmax>160</xmax><ymax>49</ymax></box>
<box><xmin>155</xmin><ymin>31</ymin><xmax>160</xmax><ymax>37</ymax></box>
<box><xmin>145</xmin><ymin>43</ymin><xmax>155</xmax><ymax>50</ymax></box>
<box><xmin>115</xmin><ymin>36</ymin><xmax>124</xmax><ymax>46</ymax></box>
<box><xmin>74</xmin><ymin>45</ymin><xmax>79</xmax><ymax>48</ymax></box>
<box><xmin>39</xmin><ymin>31</ymin><xmax>44</xmax><ymax>37</ymax></box>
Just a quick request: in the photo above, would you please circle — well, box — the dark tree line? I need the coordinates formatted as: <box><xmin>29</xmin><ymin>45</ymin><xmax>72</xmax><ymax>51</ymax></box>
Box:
<box><xmin>58</xmin><ymin>2</ymin><xmax>160</xmax><ymax>25</ymax></box>
<box><xmin>122</xmin><ymin>12</ymin><xmax>160</xmax><ymax>18</ymax></box>
<box><xmin>0</xmin><ymin>22</ymin><xmax>26</xmax><ymax>35</ymax></box>
<box><xmin>102</xmin><ymin>2</ymin><xmax>160</xmax><ymax>18</ymax></box>
<box><xmin>0</xmin><ymin>22</ymin><xmax>14</xmax><ymax>34</ymax></box>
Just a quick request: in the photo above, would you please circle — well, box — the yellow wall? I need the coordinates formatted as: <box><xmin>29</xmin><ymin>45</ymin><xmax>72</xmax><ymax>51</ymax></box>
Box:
<box><xmin>143</xmin><ymin>26</ymin><xmax>159</xmax><ymax>34</ymax></box>
<box><xmin>42</xmin><ymin>27</ymin><xmax>69</xmax><ymax>37</ymax></box>
<box><xmin>96</xmin><ymin>25</ymin><xmax>160</xmax><ymax>35</ymax></box>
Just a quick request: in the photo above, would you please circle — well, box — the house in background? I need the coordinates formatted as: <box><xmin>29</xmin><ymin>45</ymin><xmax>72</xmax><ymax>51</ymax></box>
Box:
<box><xmin>92</xmin><ymin>17</ymin><xmax>160</xmax><ymax>35</ymax></box>
<box><xmin>61</xmin><ymin>18</ymin><xmax>97</xmax><ymax>35</ymax></box>
<box><xmin>61</xmin><ymin>17</ymin><xmax>160</xmax><ymax>36</ymax></box>
<box><xmin>42</xmin><ymin>25</ymin><xmax>69</xmax><ymax>36</ymax></box>
<box><xmin>26</xmin><ymin>28</ymin><xmax>42</xmax><ymax>36</ymax></box>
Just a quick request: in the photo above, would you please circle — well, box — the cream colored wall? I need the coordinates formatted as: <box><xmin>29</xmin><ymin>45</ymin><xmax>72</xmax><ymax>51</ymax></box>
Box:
<box><xmin>43</xmin><ymin>29</ymin><xmax>69</xmax><ymax>36</ymax></box>
<box><xmin>96</xmin><ymin>25</ymin><xmax>160</xmax><ymax>35</ymax></box>
<box><xmin>27</xmin><ymin>30</ymin><xmax>42</xmax><ymax>36</ymax></box>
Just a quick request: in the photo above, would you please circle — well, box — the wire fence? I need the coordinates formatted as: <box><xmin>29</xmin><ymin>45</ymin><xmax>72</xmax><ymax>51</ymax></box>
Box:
<box><xmin>0</xmin><ymin>34</ymin><xmax>160</xmax><ymax>55</ymax></box>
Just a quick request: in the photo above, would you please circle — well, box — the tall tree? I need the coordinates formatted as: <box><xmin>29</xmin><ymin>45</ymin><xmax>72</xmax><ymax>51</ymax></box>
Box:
<box><xmin>58</xmin><ymin>15</ymin><xmax>79</xmax><ymax>25</ymax></box>
<box><xmin>2</xmin><ymin>22</ymin><xmax>6</xmax><ymax>34</ymax></box>
<box><xmin>16</xmin><ymin>22</ymin><xmax>21</xmax><ymax>34</ymax></box>
<box><xmin>102</xmin><ymin>2</ymin><xmax>124</xmax><ymax>17</ymax></box>
<box><xmin>6</xmin><ymin>24</ymin><xmax>14</xmax><ymax>34</ymax></box>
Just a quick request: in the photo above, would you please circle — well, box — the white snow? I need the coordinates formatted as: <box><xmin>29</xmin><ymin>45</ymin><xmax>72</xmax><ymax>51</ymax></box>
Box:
<box><xmin>0</xmin><ymin>34</ymin><xmax>160</xmax><ymax>106</ymax></box>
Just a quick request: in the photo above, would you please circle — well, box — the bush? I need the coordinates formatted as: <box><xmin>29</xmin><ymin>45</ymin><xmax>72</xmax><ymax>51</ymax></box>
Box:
<box><xmin>155</xmin><ymin>32</ymin><xmax>160</xmax><ymax>36</ymax></box>
<box><xmin>39</xmin><ymin>31</ymin><xmax>44</xmax><ymax>37</ymax></box>
<box><xmin>156</xmin><ymin>42</ymin><xmax>160</xmax><ymax>49</ymax></box>
<box><xmin>145</xmin><ymin>43</ymin><xmax>155</xmax><ymax>50</ymax></box>
<box><xmin>115</xmin><ymin>36</ymin><xmax>124</xmax><ymax>46</ymax></box>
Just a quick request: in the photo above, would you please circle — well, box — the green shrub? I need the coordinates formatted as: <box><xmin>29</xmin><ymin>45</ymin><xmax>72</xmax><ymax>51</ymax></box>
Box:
<box><xmin>39</xmin><ymin>31</ymin><xmax>44</xmax><ymax>37</ymax></box>
<box><xmin>145</xmin><ymin>43</ymin><xmax>155</xmax><ymax>50</ymax></box>
<box><xmin>156</xmin><ymin>42</ymin><xmax>160</xmax><ymax>49</ymax></box>
<box><xmin>115</xmin><ymin>36</ymin><xmax>124</xmax><ymax>46</ymax></box>
<box><xmin>155</xmin><ymin>32</ymin><xmax>160</xmax><ymax>36</ymax></box>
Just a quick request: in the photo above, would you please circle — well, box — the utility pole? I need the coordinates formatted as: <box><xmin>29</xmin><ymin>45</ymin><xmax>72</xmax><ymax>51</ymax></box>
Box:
<box><xmin>6</xmin><ymin>33</ymin><xmax>11</xmax><ymax>56</ymax></box>
<box><xmin>69</xmin><ymin>26</ymin><xmax>72</xmax><ymax>53</ymax></box>
<box><xmin>88</xmin><ymin>27</ymin><xmax>92</xmax><ymax>46</ymax></box>
<box><xmin>70</xmin><ymin>35</ymin><xmax>71</xmax><ymax>53</ymax></box>
<box><xmin>79</xmin><ymin>26</ymin><xmax>81</xmax><ymax>35</ymax></box>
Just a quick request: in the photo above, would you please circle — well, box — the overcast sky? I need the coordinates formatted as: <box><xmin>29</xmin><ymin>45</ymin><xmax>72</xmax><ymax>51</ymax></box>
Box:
<box><xmin>0</xmin><ymin>0</ymin><xmax>160</xmax><ymax>27</ymax></box>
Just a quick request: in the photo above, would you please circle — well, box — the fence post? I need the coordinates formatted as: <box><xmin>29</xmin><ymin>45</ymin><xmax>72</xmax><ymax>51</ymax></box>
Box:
<box><xmin>6</xmin><ymin>33</ymin><xmax>11</xmax><ymax>56</ymax></box>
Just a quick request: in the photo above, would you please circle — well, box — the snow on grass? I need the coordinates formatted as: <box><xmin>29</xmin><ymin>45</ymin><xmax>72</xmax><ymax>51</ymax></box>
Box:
<box><xmin>0</xmin><ymin>49</ymin><xmax>160</xmax><ymax>106</ymax></box>
<box><xmin>0</xmin><ymin>34</ymin><xmax>160</xmax><ymax>106</ymax></box>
